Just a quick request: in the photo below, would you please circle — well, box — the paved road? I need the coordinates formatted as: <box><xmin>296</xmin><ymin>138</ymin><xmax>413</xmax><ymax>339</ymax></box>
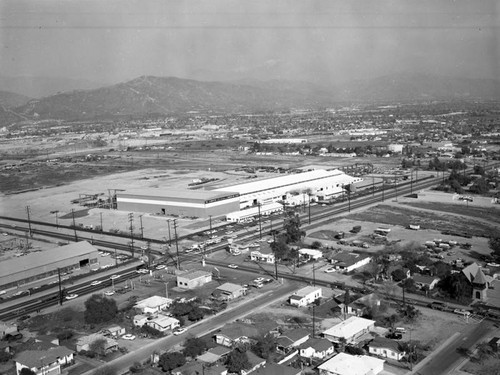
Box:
<box><xmin>411</xmin><ymin>320</ymin><xmax>493</xmax><ymax>375</ymax></box>
<box><xmin>82</xmin><ymin>280</ymin><xmax>299</xmax><ymax>375</ymax></box>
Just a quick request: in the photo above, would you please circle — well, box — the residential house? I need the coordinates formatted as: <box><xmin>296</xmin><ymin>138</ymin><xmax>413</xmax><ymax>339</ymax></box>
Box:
<box><xmin>214</xmin><ymin>322</ymin><xmax>261</xmax><ymax>347</ymax></box>
<box><xmin>250</xmin><ymin>249</ymin><xmax>275</xmax><ymax>263</ymax></box>
<box><xmin>177</xmin><ymin>269</ymin><xmax>213</xmax><ymax>289</ymax></box>
<box><xmin>318</xmin><ymin>352</ymin><xmax>385</xmax><ymax>375</ymax></box>
<box><xmin>15</xmin><ymin>346</ymin><xmax>74</xmax><ymax>375</ymax></box>
<box><xmin>197</xmin><ymin>346</ymin><xmax>232</xmax><ymax>364</ymax></box>
<box><xmin>76</xmin><ymin>333</ymin><xmax>118</xmax><ymax>354</ymax></box>
<box><xmin>412</xmin><ymin>274</ymin><xmax>440</xmax><ymax>291</ymax></box>
<box><xmin>242</xmin><ymin>351</ymin><xmax>266</xmax><ymax>375</ymax></box>
<box><xmin>276</xmin><ymin>328</ymin><xmax>310</xmax><ymax>353</ymax></box>
<box><xmin>0</xmin><ymin>321</ymin><xmax>18</xmax><ymax>339</ymax></box>
<box><xmin>298</xmin><ymin>248</ymin><xmax>323</xmax><ymax>261</ymax></box>
<box><xmin>350</xmin><ymin>293</ymin><xmax>382</xmax><ymax>317</ymax></box>
<box><xmin>289</xmin><ymin>286</ymin><xmax>322</xmax><ymax>307</ymax></box>
<box><xmin>134</xmin><ymin>295</ymin><xmax>173</xmax><ymax>314</ymax></box>
<box><xmin>368</xmin><ymin>336</ymin><xmax>406</xmax><ymax>361</ymax></box>
<box><xmin>322</xmin><ymin>317</ymin><xmax>375</xmax><ymax>344</ymax></box>
<box><xmin>488</xmin><ymin>337</ymin><xmax>500</xmax><ymax>352</ymax></box>
<box><xmin>133</xmin><ymin>314</ymin><xmax>149</xmax><ymax>327</ymax></box>
<box><xmin>328</xmin><ymin>252</ymin><xmax>371</xmax><ymax>273</ymax></box>
<box><xmin>299</xmin><ymin>337</ymin><xmax>335</xmax><ymax>360</ymax></box>
<box><xmin>252</xmin><ymin>363</ymin><xmax>302</xmax><ymax>375</ymax></box>
<box><xmin>101</xmin><ymin>325</ymin><xmax>126</xmax><ymax>337</ymax></box>
<box><xmin>213</xmin><ymin>283</ymin><xmax>247</xmax><ymax>301</ymax></box>
<box><xmin>145</xmin><ymin>315</ymin><xmax>180</xmax><ymax>333</ymax></box>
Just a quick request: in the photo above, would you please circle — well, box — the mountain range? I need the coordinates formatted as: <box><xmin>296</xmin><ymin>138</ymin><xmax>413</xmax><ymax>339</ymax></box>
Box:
<box><xmin>1</xmin><ymin>73</ymin><xmax>499</xmax><ymax>124</ymax></box>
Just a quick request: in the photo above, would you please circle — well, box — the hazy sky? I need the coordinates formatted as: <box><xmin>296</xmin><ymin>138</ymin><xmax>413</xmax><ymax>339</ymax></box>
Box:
<box><xmin>1</xmin><ymin>0</ymin><xmax>498</xmax><ymax>84</ymax></box>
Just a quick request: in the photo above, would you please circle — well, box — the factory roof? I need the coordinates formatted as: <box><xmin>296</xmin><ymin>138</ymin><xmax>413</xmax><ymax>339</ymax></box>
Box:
<box><xmin>117</xmin><ymin>189</ymin><xmax>238</xmax><ymax>202</ymax></box>
<box><xmin>215</xmin><ymin>169</ymin><xmax>347</xmax><ymax>196</ymax></box>
<box><xmin>1</xmin><ymin>241</ymin><xmax>98</xmax><ymax>276</ymax></box>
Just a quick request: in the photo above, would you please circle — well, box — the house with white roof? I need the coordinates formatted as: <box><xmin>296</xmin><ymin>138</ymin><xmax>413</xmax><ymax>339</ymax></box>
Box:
<box><xmin>213</xmin><ymin>282</ymin><xmax>247</xmax><ymax>301</ymax></box>
<box><xmin>299</xmin><ymin>337</ymin><xmax>335</xmax><ymax>360</ymax></box>
<box><xmin>298</xmin><ymin>248</ymin><xmax>323</xmax><ymax>261</ymax></box>
<box><xmin>289</xmin><ymin>286</ymin><xmax>322</xmax><ymax>307</ymax></box>
<box><xmin>322</xmin><ymin>316</ymin><xmax>375</xmax><ymax>344</ymax></box>
<box><xmin>145</xmin><ymin>315</ymin><xmax>180</xmax><ymax>333</ymax></box>
<box><xmin>250</xmin><ymin>249</ymin><xmax>275</xmax><ymax>263</ymax></box>
<box><xmin>318</xmin><ymin>352</ymin><xmax>385</xmax><ymax>375</ymax></box>
<box><xmin>177</xmin><ymin>269</ymin><xmax>212</xmax><ymax>289</ymax></box>
<box><xmin>368</xmin><ymin>336</ymin><xmax>406</xmax><ymax>361</ymax></box>
<box><xmin>134</xmin><ymin>295</ymin><xmax>173</xmax><ymax>314</ymax></box>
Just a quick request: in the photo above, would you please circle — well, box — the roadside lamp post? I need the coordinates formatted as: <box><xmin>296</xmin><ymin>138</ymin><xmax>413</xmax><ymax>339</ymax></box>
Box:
<box><xmin>26</xmin><ymin>206</ymin><xmax>33</xmax><ymax>237</ymax></box>
<box><xmin>410</xmin><ymin>170</ymin><xmax>413</xmax><ymax>194</ymax></box>
<box><xmin>99</xmin><ymin>212</ymin><xmax>103</xmax><ymax>232</ymax></box>
<box><xmin>139</xmin><ymin>215</ymin><xmax>144</xmax><ymax>239</ymax></box>
<box><xmin>308</xmin><ymin>194</ymin><xmax>311</xmax><ymax>224</ymax></box>
<box><xmin>71</xmin><ymin>209</ymin><xmax>78</xmax><ymax>242</ymax></box>
<box><xmin>209</xmin><ymin>215</ymin><xmax>212</xmax><ymax>231</ymax></box>
<box><xmin>173</xmin><ymin>219</ymin><xmax>180</xmax><ymax>270</ymax></box>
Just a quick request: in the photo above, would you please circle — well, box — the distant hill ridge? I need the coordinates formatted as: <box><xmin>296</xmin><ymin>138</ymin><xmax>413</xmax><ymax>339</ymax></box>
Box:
<box><xmin>3</xmin><ymin>73</ymin><xmax>500</xmax><ymax>123</ymax></box>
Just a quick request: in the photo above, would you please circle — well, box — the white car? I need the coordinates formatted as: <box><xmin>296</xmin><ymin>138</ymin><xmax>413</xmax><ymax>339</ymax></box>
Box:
<box><xmin>104</xmin><ymin>290</ymin><xmax>115</xmax><ymax>296</ymax></box>
<box><xmin>228</xmin><ymin>264</ymin><xmax>238</xmax><ymax>269</ymax></box>
<box><xmin>155</xmin><ymin>264</ymin><xmax>166</xmax><ymax>270</ymax></box>
<box><xmin>65</xmin><ymin>294</ymin><xmax>78</xmax><ymax>300</ymax></box>
<box><xmin>122</xmin><ymin>334</ymin><xmax>136</xmax><ymax>340</ymax></box>
<box><xmin>173</xmin><ymin>327</ymin><xmax>187</xmax><ymax>335</ymax></box>
<box><xmin>90</xmin><ymin>280</ymin><xmax>102</xmax><ymax>286</ymax></box>
<box><xmin>324</xmin><ymin>267</ymin><xmax>337</xmax><ymax>273</ymax></box>
<box><xmin>136</xmin><ymin>268</ymin><xmax>149</xmax><ymax>274</ymax></box>
<box><xmin>110</xmin><ymin>274</ymin><xmax>121</xmax><ymax>280</ymax></box>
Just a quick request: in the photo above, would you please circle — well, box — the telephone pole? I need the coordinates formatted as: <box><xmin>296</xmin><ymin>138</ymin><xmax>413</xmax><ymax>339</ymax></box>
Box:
<box><xmin>173</xmin><ymin>219</ymin><xmax>180</xmax><ymax>270</ymax></box>
<box><xmin>257</xmin><ymin>203</ymin><xmax>262</xmax><ymax>239</ymax></box>
<box><xmin>167</xmin><ymin>219</ymin><xmax>172</xmax><ymax>245</ymax></box>
<box><xmin>139</xmin><ymin>215</ymin><xmax>144</xmax><ymax>239</ymax></box>
<box><xmin>128</xmin><ymin>213</ymin><xmax>134</xmax><ymax>257</ymax></box>
<box><xmin>26</xmin><ymin>206</ymin><xmax>33</xmax><ymax>237</ymax></box>
<box><xmin>71</xmin><ymin>209</ymin><xmax>78</xmax><ymax>242</ymax></box>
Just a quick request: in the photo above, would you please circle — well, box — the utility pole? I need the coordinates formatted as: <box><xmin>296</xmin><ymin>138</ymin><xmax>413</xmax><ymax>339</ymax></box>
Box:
<box><xmin>139</xmin><ymin>215</ymin><xmax>144</xmax><ymax>239</ymax></box>
<box><xmin>381</xmin><ymin>178</ymin><xmax>385</xmax><ymax>202</ymax></box>
<box><xmin>100</xmin><ymin>212</ymin><xmax>103</xmax><ymax>232</ymax></box>
<box><xmin>173</xmin><ymin>219</ymin><xmax>180</xmax><ymax>270</ymax></box>
<box><xmin>394</xmin><ymin>175</ymin><xmax>398</xmax><ymax>202</ymax></box>
<box><xmin>71</xmin><ymin>209</ymin><xmax>78</xmax><ymax>241</ymax></box>
<box><xmin>167</xmin><ymin>219</ymin><xmax>172</xmax><ymax>245</ymax></box>
<box><xmin>308</xmin><ymin>194</ymin><xmax>311</xmax><ymax>224</ymax></box>
<box><xmin>128</xmin><ymin>213</ymin><xmax>134</xmax><ymax>257</ymax></box>
<box><xmin>410</xmin><ymin>170</ymin><xmax>413</xmax><ymax>194</ymax></box>
<box><xmin>209</xmin><ymin>215</ymin><xmax>213</xmax><ymax>231</ymax></box>
<box><xmin>26</xmin><ymin>206</ymin><xmax>33</xmax><ymax>237</ymax></box>
<box><xmin>57</xmin><ymin>268</ymin><xmax>63</xmax><ymax>305</ymax></box>
<box><xmin>257</xmin><ymin>203</ymin><xmax>262</xmax><ymax>239</ymax></box>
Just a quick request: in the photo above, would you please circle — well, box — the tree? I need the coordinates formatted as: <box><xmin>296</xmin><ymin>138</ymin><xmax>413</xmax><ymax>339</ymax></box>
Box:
<box><xmin>488</xmin><ymin>236</ymin><xmax>500</xmax><ymax>260</ymax></box>
<box><xmin>225</xmin><ymin>348</ymin><xmax>251</xmax><ymax>374</ymax></box>
<box><xmin>310</xmin><ymin>241</ymin><xmax>322</xmax><ymax>249</ymax></box>
<box><xmin>0</xmin><ymin>351</ymin><xmax>11</xmax><ymax>363</ymax></box>
<box><xmin>391</xmin><ymin>269</ymin><xmax>407</xmax><ymax>282</ymax></box>
<box><xmin>183</xmin><ymin>337</ymin><xmax>208</xmax><ymax>358</ymax></box>
<box><xmin>398</xmin><ymin>304</ymin><xmax>421</xmax><ymax>323</ymax></box>
<box><xmin>469</xmin><ymin>178</ymin><xmax>489</xmax><ymax>194</ymax></box>
<box><xmin>84</xmin><ymin>294</ymin><xmax>118</xmax><ymax>324</ymax></box>
<box><xmin>251</xmin><ymin>333</ymin><xmax>277</xmax><ymax>359</ymax></box>
<box><xmin>475</xmin><ymin>342</ymin><xmax>494</xmax><ymax>364</ymax></box>
<box><xmin>271</xmin><ymin>236</ymin><xmax>289</xmax><ymax>260</ymax></box>
<box><xmin>188</xmin><ymin>306</ymin><xmax>204</xmax><ymax>322</ymax></box>
<box><xmin>282</xmin><ymin>211</ymin><xmax>305</xmax><ymax>243</ymax></box>
<box><xmin>158</xmin><ymin>352</ymin><xmax>186</xmax><ymax>372</ymax></box>
<box><xmin>89</xmin><ymin>338</ymin><xmax>108</xmax><ymax>357</ymax></box>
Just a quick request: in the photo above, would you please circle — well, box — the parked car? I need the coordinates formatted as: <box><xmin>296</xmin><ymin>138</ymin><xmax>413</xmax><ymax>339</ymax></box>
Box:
<box><xmin>110</xmin><ymin>274</ymin><xmax>121</xmax><ymax>280</ymax></box>
<box><xmin>173</xmin><ymin>327</ymin><xmax>187</xmax><ymax>335</ymax></box>
<box><xmin>90</xmin><ymin>280</ymin><xmax>102</xmax><ymax>286</ymax></box>
<box><xmin>122</xmin><ymin>334</ymin><xmax>136</xmax><ymax>340</ymax></box>
<box><xmin>104</xmin><ymin>290</ymin><xmax>115</xmax><ymax>296</ymax></box>
<box><xmin>324</xmin><ymin>267</ymin><xmax>337</xmax><ymax>273</ymax></box>
<box><xmin>65</xmin><ymin>294</ymin><xmax>78</xmax><ymax>300</ymax></box>
<box><xmin>228</xmin><ymin>264</ymin><xmax>238</xmax><ymax>269</ymax></box>
<box><xmin>155</xmin><ymin>264</ymin><xmax>166</xmax><ymax>270</ymax></box>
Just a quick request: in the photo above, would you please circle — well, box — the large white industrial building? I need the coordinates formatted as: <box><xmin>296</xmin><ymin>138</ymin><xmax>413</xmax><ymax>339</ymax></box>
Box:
<box><xmin>215</xmin><ymin>169</ymin><xmax>361</xmax><ymax>209</ymax></box>
<box><xmin>115</xmin><ymin>169</ymin><xmax>361</xmax><ymax>219</ymax></box>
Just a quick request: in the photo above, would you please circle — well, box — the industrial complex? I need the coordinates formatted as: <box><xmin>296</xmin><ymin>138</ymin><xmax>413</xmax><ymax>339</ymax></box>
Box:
<box><xmin>116</xmin><ymin>169</ymin><xmax>361</xmax><ymax>219</ymax></box>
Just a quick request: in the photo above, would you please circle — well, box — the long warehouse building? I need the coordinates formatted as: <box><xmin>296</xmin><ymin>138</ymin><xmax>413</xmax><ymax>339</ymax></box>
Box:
<box><xmin>0</xmin><ymin>241</ymin><xmax>100</xmax><ymax>290</ymax></box>
<box><xmin>215</xmin><ymin>169</ymin><xmax>362</xmax><ymax>209</ymax></box>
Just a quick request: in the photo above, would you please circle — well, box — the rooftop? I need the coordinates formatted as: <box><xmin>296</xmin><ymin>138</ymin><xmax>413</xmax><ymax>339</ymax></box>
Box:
<box><xmin>135</xmin><ymin>295</ymin><xmax>173</xmax><ymax>309</ymax></box>
<box><xmin>15</xmin><ymin>346</ymin><xmax>74</xmax><ymax>368</ymax></box>
<box><xmin>369</xmin><ymin>336</ymin><xmax>403</xmax><ymax>353</ymax></box>
<box><xmin>318</xmin><ymin>353</ymin><xmax>385</xmax><ymax>375</ymax></box>
<box><xmin>118</xmin><ymin>188</ymin><xmax>239</xmax><ymax>201</ymax></box>
<box><xmin>216</xmin><ymin>282</ymin><xmax>245</xmax><ymax>293</ymax></box>
<box><xmin>293</xmin><ymin>286</ymin><xmax>321</xmax><ymax>298</ymax></box>
<box><xmin>322</xmin><ymin>316</ymin><xmax>375</xmax><ymax>340</ymax></box>
<box><xmin>177</xmin><ymin>269</ymin><xmax>212</xmax><ymax>281</ymax></box>
<box><xmin>299</xmin><ymin>337</ymin><xmax>333</xmax><ymax>352</ymax></box>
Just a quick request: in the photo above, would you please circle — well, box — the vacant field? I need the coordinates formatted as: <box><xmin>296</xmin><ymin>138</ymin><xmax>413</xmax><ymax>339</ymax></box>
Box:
<box><xmin>347</xmin><ymin>202</ymin><xmax>499</xmax><ymax>238</ymax></box>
